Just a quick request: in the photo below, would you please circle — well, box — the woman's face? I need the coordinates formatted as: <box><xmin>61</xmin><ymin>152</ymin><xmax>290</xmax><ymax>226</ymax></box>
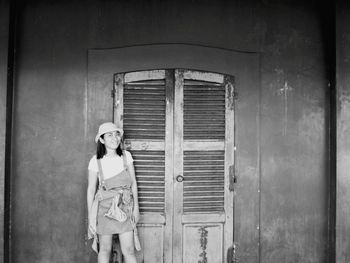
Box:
<box><xmin>100</xmin><ymin>130</ymin><xmax>122</xmax><ymax>150</ymax></box>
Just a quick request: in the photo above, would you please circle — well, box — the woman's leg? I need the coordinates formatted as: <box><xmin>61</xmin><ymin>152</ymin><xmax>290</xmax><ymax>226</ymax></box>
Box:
<box><xmin>98</xmin><ymin>234</ymin><xmax>113</xmax><ymax>263</ymax></box>
<box><xmin>119</xmin><ymin>231</ymin><xmax>137</xmax><ymax>263</ymax></box>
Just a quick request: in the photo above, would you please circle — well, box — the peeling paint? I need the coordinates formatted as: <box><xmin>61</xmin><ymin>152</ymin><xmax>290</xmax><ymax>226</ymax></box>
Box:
<box><xmin>226</xmin><ymin>81</ymin><xmax>235</xmax><ymax>110</ymax></box>
<box><xmin>277</xmin><ymin>81</ymin><xmax>293</xmax><ymax>136</ymax></box>
<box><xmin>198</xmin><ymin>226</ymin><xmax>208</xmax><ymax>263</ymax></box>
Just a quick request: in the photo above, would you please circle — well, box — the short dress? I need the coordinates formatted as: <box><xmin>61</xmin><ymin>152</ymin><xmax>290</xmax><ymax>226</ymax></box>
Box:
<box><xmin>96</xmin><ymin>168</ymin><xmax>134</xmax><ymax>234</ymax></box>
<box><xmin>89</xmin><ymin>152</ymin><xmax>135</xmax><ymax>235</ymax></box>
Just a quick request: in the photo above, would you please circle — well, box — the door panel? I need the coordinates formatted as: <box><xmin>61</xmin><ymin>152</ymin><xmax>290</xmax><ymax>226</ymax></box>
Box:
<box><xmin>183</xmin><ymin>224</ymin><xmax>223</xmax><ymax>263</ymax></box>
<box><xmin>173</xmin><ymin>69</ymin><xmax>234</xmax><ymax>263</ymax></box>
<box><xmin>114</xmin><ymin>70</ymin><xmax>172</xmax><ymax>262</ymax></box>
<box><xmin>114</xmin><ymin>69</ymin><xmax>234</xmax><ymax>263</ymax></box>
<box><xmin>138</xmin><ymin>225</ymin><xmax>164</xmax><ymax>262</ymax></box>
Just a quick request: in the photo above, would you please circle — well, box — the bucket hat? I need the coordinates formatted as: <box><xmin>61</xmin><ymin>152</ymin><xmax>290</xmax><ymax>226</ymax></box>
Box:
<box><xmin>95</xmin><ymin>122</ymin><xmax>124</xmax><ymax>143</ymax></box>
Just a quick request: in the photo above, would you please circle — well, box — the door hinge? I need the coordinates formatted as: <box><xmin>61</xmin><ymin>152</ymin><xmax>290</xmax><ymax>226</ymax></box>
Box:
<box><xmin>229</xmin><ymin>164</ymin><xmax>237</xmax><ymax>191</ymax></box>
<box><xmin>111</xmin><ymin>88</ymin><xmax>115</xmax><ymax>98</ymax></box>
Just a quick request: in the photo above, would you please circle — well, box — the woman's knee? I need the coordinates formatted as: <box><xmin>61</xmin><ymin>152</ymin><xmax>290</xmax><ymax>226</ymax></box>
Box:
<box><xmin>119</xmin><ymin>231</ymin><xmax>136</xmax><ymax>256</ymax></box>
<box><xmin>98</xmin><ymin>235</ymin><xmax>113</xmax><ymax>255</ymax></box>
<box><xmin>121</xmin><ymin>244</ymin><xmax>135</xmax><ymax>256</ymax></box>
<box><xmin>99</xmin><ymin>243</ymin><xmax>112</xmax><ymax>255</ymax></box>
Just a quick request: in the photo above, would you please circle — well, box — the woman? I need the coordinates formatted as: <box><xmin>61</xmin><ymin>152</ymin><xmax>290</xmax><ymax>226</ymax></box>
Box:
<box><xmin>87</xmin><ymin>122</ymin><xmax>140</xmax><ymax>263</ymax></box>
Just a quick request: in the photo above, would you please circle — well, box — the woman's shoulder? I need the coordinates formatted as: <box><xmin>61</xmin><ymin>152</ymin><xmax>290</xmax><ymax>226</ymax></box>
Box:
<box><xmin>123</xmin><ymin>150</ymin><xmax>132</xmax><ymax>156</ymax></box>
<box><xmin>123</xmin><ymin>150</ymin><xmax>134</xmax><ymax>163</ymax></box>
<box><xmin>88</xmin><ymin>155</ymin><xmax>98</xmax><ymax>171</ymax></box>
<box><xmin>89</xmin><ymin>155</ymin><xmax>97</xmax><ymax>162</ymax></box>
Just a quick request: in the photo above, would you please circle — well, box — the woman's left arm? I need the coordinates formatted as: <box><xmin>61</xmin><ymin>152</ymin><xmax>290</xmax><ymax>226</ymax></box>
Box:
<box><xmin>128</xmin><ymin>162</ymin><xmax>140</xmax><ymax>223</ymax></box>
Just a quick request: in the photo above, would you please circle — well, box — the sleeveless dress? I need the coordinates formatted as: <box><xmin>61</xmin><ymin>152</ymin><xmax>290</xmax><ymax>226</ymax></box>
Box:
<box><xmin>96</xmin><ymin>156</ymin><xmax>134</xmax><ymax>234</ymax></box>
<box><xmin>88</xmin><ymin>152</ymin><xmax>141</xmax><ymax>253</ymax></box>
<box><xmin>96</xmin><ymin>167</ymin><xmax>134</xmax><ymax>234</ymax></box>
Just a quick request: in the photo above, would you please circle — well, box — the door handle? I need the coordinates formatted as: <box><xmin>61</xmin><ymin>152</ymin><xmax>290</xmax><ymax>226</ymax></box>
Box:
<box><xmin>176</xmin><ymin>175</ymin><xmax>184</xmax><ymax>182</ymax></box>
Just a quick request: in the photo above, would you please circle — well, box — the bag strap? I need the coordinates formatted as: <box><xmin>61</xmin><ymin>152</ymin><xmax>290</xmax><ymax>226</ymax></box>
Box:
<box><xmin>97</xmin><ymin>159</ymin><xmax>105</xmax><ymax>187</ymax></box>
<box><xmin>122</xmin><ymin>150</ymin><xmax>128</xmax><ymax>171</ymax></box>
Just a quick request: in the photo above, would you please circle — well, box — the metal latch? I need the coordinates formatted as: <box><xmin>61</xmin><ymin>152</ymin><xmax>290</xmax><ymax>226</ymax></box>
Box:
<box><xmin>229</xmin><ymin>164</ymin><xmax>237</xmax><ymax>191</ymax></box>
<box><xmin>228</xmin><ymin>243</ymin><xmax>238</xmax><ymax>263</ymax></box>
<box><xmin>232</xmin><ymin>243</ymin><xmax>237</xmax><ymax>263</ymax></box>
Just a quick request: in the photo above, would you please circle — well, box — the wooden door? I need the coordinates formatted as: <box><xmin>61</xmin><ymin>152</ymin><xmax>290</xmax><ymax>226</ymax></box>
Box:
<box><xmin>114</xmin><ymin>69</ymin><xmax>235</xmax><ymax>263</ymax></box>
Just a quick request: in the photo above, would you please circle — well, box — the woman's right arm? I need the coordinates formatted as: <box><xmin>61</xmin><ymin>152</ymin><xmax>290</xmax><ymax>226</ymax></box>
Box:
<box><xmin>87</xmin><ymin>170</ymin><xmax>98</xmax><ymax>216</ymax></box>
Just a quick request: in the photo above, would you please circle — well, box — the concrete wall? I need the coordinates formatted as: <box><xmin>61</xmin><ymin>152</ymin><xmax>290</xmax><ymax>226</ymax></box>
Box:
<box><xmin>1</xmin><ymin>0</ymin><xmax>332</xmax><ymax>262</ymax></box>
<box><xmin>260</xmin><ymin>3</ymin><xmax>328</xmax><ymax>262</ymax></box>
<box><xmin>0</xmin><ymin>0</ymin><xmax>10</xmax><ymax>261</ymax></box>
<box><xmin>337</xmin><ymin>1</ymin><xmax>350</xmax><ymax>262</ymax></box>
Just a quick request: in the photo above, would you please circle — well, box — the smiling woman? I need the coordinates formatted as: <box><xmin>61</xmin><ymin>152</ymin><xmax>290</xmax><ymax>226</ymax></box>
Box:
<box><xmin>87</xmin><ymin>122</ymin><xmax>140</xmax><ymax>263</ymax></box>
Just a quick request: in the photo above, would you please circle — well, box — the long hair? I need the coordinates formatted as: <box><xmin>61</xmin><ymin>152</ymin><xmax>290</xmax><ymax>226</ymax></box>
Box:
<box><xmin>96</xmin><ymin>135</ymin><xmax>124</xmax><ymax>159</ymax></box>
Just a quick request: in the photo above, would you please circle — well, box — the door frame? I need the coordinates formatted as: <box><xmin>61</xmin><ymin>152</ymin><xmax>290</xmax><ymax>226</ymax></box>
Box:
<box><xmin>87</xmin><ymin>44</ymin><xmax>260</xmax><ymax>262</ymax></box>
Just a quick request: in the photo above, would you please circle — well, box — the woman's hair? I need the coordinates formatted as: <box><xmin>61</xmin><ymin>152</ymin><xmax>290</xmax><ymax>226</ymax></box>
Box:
<box><xmin>96</xmin><ymin>135</ymin><xmax>124</xmax><ymax>159</ymax></box>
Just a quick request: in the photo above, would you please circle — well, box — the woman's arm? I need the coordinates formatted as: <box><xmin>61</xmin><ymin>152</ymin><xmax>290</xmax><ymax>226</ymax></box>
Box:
<box><xmin>87</xmin><ymin>170</ymin><xmax>98</xmax><ymax>216</ymax></box>
<box><xmin>128</xmin><ymin>162</ymin><xmax>140</xmax><ymax>222</ymax></box>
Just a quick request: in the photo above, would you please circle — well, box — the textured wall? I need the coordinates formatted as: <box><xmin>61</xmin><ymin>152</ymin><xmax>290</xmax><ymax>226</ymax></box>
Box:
<box><xmin>3</xmin><ymin>1</ymin><xmax>330</xmax><ymax>262</ymax></box>
<box><xmin>11</xmin><ymin>2</ymin><xmax>90</xmax><ymax>262</ymax></box>
<box><xmin>0</xmin><ymin>0</ymin><xmax>10</xmax><ymax>261</ymax></box>
<box><xmin>260</xmin><ymin>3</ymin><xmax>328</xmax><ymax>262</ymax></box>
<box><xmin>337</xmin><ymin>2</ymin><xmax>350</xmax><ymax>262</ymax></box>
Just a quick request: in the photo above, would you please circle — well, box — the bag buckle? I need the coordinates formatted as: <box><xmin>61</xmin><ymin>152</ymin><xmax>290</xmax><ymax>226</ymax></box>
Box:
<box><xmin>101</xmin><ymin>181</ymin><xmax>107</xmax><ymax>191</ymax></box>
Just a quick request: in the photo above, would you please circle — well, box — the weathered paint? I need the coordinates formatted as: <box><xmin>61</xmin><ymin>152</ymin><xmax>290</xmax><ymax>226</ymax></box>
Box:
<box><xmin>198</xmin><ymin>226</ymin><xmax>209</xmax><ymax>263</ymax></box>
<box><xmin>260</xmin><ymin>3</ymin><xmax>329</xmax><ymax>262</ymax></box>
<box><xmin>336</xmin><ymin>1</ymin><xmax>350</xmax><ymax>262</ymax></box>
<box><xmin>0</xmin><ymin>1</ymin><xmax>10</xmax><ymax>261</ymax></box>
<box><xmin>0</xmin><ymin>0</ymin><xmax>336</xmax><ymax>262</ymax></box>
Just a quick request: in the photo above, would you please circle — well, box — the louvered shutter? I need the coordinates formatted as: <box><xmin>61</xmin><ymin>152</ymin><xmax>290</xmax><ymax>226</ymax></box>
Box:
<box><xmin>183</xmin><ymin>80</ymin><xmax>226</xmax><ymax>140</ymax></box>
<box><xmin>123</xmin><ymin>78</ymin><xmax>166</xmax><ymax>140</ymax></box>
<box><xmin>183</xmin><ymin>150</ymin><xmax>225</xmax><ymax>213</ymax></box>
<box><xmin>173</xmin><ymin>69</ymin><xmax>234</xmax><ymax>263</ymax></box>
<box><xmin>114</xmin><ymin>70</ymin><xmax>167</xmax><ymax>214</ymax></box>
<box><xmin>182</xmin><ymin>72</ymin><xmax>227</xmax><ymax>213</ymax></box>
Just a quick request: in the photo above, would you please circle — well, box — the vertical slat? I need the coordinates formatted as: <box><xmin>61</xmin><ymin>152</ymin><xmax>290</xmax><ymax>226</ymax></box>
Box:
<box><xmin>224</xmin><ymin>75</ymin><xmax>235</xmax><ymax>261</ymax></box>
<box><xmin>114</xmin><ymin>73</ymin><xmax>124</xmax><ymax>127</ymax></box>
<box><xmin>112</xmin><ymin>73</ymin><xmax>125</xmax><ymax>263</ymax></box>
<box><xmin>164</xmin><ymin>70</ymin><xmax>174</xmax><ymax>263</ymax></box>
<box><xmin>173</xmin><ymin>69</ymin><xmax>184</xmax><ymax>263</ymax></box>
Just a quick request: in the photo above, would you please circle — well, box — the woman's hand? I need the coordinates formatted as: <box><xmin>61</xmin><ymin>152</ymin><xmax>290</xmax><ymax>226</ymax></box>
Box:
<box><xmin>88</xmin><ymin>222</ymin><xmax>96</xmax><ymax>237</ymax></box>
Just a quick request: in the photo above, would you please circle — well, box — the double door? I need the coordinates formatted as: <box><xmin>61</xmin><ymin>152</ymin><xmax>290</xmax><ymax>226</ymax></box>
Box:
<box><xmin>113</xmin><ymin>69</ymin><xmax>235</xmax><ymax>263</ymax></box>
